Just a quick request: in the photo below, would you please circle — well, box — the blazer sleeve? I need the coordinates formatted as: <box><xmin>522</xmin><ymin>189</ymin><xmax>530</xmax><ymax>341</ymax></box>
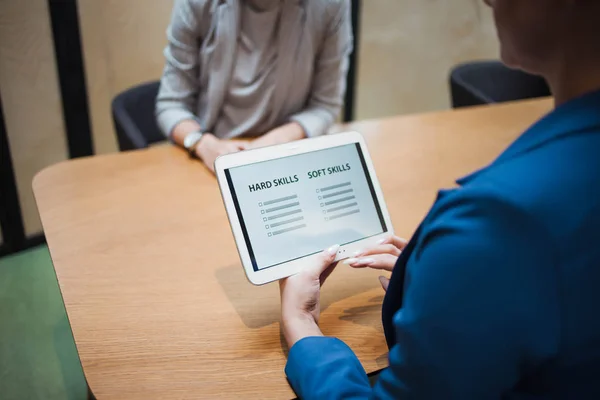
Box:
<box><xmin>285</xmin><ymin>191</ymin><xmax>559</xmax><ymax>399</ymax></box>
<box><xmin>290</xmin><ymin>1</ymin><xmax>353</xmax><ymax>137</ymax></box>
<box><xmin>155</xmin><ymin>0</ymin><xmax>206</xmax><ymax>137</ymax></box>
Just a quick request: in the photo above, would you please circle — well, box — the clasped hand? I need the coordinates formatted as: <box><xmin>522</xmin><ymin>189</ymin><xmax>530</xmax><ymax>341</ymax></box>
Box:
<box><xmin>195</xmin><ymin>122</ymin><xmax>305</xmax><ymax>173</ymax></box>
<box><xmin>279</xmin><ymin>236</ymin><xmax>407</xmax><ymax>348</ymax></box>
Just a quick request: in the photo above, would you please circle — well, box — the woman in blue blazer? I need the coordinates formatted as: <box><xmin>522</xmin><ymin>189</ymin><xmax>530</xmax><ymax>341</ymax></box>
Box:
<box><xmin>279</xmin><ymin>0</ymin><xmax>600</xmax><ymax>398</ymax></box>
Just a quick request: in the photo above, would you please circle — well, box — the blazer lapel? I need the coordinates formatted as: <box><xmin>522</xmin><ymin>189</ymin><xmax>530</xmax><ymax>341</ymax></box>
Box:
<box><xmin>381</xmin><ymin>224</ymin><xmax>423</xmax><ymax>348</ymax></box>
<box><xmin>205</xmin><ymin>0</ymin><xmax>240</xmax><ymax>130</ymax></box>
<box><xmin>381</xmin><ymin>190</ymin><xmax>450</xmax><ymax>347</ymax></box>
<box><xmin>267</xmin><ymin>0</ymin><xmax>305</xmax><ymax>126</ymax></box>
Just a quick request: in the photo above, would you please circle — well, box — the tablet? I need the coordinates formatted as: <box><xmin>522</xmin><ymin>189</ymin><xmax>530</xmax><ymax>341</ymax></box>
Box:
<box><xmin>215</xmin><ymin>131</ymin><xmax>394</xmax><ymax>285</ymax></box>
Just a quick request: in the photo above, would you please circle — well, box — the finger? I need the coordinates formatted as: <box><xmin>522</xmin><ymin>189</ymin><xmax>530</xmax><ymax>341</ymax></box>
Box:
<box><xmin>354</xmin><ymin>236</ymin><xmax>408</xmax><ymax>257</ymax></box>
<box><xmin>357</xmin><ymin>243</ymin><xmax>402</xmax><ymax>258</ymax></box>
<box><xmin>320</xmin><ymin>263</ymin><xmax>337</xmax><ymax>286</ymax></box>
<box><xmin>230</xmin><ymin>140</ymin><xmax>248</xmax><ymax>150</ymax></box>
<box><xmin>379</xmin><ymin>276</ymin><xmax>390</xmax><ymax>291</ymax></box>
<box><xmin>245</xmin><ymin>140</ymin><xmax>262</xmax><ymax>150</ymax></box>
<box><xmin>377</xmin><ymin>235</ymin><xmax>408</xmax><ymax>250</ymax></box>
<box><xmin>204</xmin><ymin>157</ymin><xmax>216</xmax><ymax>172</ymax></box>
<box><xmin>224</xmin><ymin>144</ymin><xmax>243</xmax><ymax>153</ymax></box>
<box><xmin>307</xmin><ymin>244</ymin><xmax>339</xmax><ymax>277</ymax></box>
<box><xmin>202</xmin><ymin>156</ymin><xmax>217</xmax><ymax>173</ymax></box>
<box><xmin>278</xmin><ymin>277</ymin><xmax>288</xmax><ymax>294</ymax></box>
<box><xmin>389</xmin><ymin>236</ymin><xmax>408</xmax><ymax>250</ymax></box>
<box><xmin>344</xmin><ymin>254</ymin><xmax>397</xmax><ymax>272</ymax></box>
<box><xmin>218</xmin><ymin>140</ymin><xmax>242</xmax><ymax>152</ymax></box>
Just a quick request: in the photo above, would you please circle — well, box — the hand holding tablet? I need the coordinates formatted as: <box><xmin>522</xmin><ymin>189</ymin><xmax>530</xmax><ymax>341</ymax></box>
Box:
<box><xmin>215</xmin><ymin>132</ymin><xmax>394</xmax><ymax>285</ymax></box>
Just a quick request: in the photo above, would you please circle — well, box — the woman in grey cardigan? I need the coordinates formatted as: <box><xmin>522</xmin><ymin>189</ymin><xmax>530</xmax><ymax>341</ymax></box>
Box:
<box><xmin>156</xmin><ymin>0</ymin><xmax>352</xmax><ymax>172</ymax></box>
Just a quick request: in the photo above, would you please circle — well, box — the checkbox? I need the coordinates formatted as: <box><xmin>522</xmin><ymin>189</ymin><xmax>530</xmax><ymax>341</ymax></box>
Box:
<box><xmin>323</xmin><ymin>210</ymin><xmax>327</xmax><ymax>214</ymax></box>
<box><xmin>261</xmin><ymin>210</ymin><xmax>265</xmax><ymax>214</ymax></box>
<box><xmin>259</xmin><ymin>202</ymin><xmax>262</xmax><ymax>207</ymax></box>
<box><xmin>265</xmin><ymin>225</ymin><xmax>269</xmax><ymax>229</ymax></box>
<box><xmin>263</xmin><ymin>217</ymin><xmax>267</xmax><ymax>221</ymax></box>
<box><xmin>318</xmin><ymin>196</ymin><xmax>322</xmax><ymax>200</ymax></box>
<box><xmin>268</xmin><ymin>232</ymin><xmax>272</xmax><ymax>237</ymax></box>
<box><xmin>316</xmin><ymin>189</ymin><xmax>320</xmax><ymax>193</ymax></box>
<box><xmin>320</xmin><ymin>203</ymin><xmax>324</xmax><ymax>207</ymax></box>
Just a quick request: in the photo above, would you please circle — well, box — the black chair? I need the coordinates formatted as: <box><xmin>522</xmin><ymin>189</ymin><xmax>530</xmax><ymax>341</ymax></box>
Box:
<box><xmin>449</xmin><ymin>60</ymin><xmax>551</xmax><ymax>109</ymax></box>
<box><xmin>112</xmin><ymin>81</ymin><xmax>164</xmax><ymax>151</ymax></box>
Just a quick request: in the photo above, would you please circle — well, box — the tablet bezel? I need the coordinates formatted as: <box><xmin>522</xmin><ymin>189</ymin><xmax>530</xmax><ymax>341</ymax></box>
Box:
<box><xmin>215</xmin><ymin>131</ymin><xmax>394</xmax><ymax>285</ymax></box>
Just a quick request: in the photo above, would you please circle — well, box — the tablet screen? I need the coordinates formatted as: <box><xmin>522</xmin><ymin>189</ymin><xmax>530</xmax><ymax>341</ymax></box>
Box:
<box><xmin>224</xmin><ymin>143</ymin><xmax>387</xmax><ymax>271</ymax></box>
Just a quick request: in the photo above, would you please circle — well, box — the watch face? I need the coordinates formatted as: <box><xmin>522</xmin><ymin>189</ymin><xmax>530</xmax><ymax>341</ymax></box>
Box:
<box><xmin>184</xmin><ymin>132</ymin><xmax>202</xmax><ymax>149</ymax></box>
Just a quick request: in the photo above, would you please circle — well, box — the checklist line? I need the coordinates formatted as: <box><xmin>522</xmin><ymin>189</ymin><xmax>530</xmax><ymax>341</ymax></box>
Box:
<box><xmin>328</xmin><ymin>209</ymin><xmax>360</xmax><ymax>220</ymax></box>
<box><xmin>320</xmin><ymin>182</ymin><xmax>351</xmax><ymax>192</ymax></box>
<box><xmin>322</xmin><ymin>188</ymin><xmax>353</xmax><ymax>199</ymax></box>
<box><xmin>267</xmin><ymin>209</ymin><xmax>302</xmax><ymax>220</ymax></box>
<box><xmin>324</xmin><ymin>196</ymin><xmax>355</xmax><ymax>206</ymax></box>
<box><xmin>326</xmin><ymin>202</ymin><xmax>358</xmax><ymax>213</ymax></box>
<box><xmin>272</xmin><ymin>224</ymin><xmax>307</xmax><ymax>236</ymax></box>
<box><xmin>269</xmin><ymin>216</ymin><xmax>304</xmax><ymax>228</ymax></box>
<box><xmin>265</xmin><ymin>202</ymin><xmax>300</xmax><ymax>213</ymax></box>
<box><xmin>263</xmin><ymin>195</ymin><xmax>298</xmax><ymax>206</ymax></box>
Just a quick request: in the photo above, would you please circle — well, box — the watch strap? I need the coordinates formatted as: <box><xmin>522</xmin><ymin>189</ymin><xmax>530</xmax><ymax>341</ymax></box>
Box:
<box><xmin>183</xmin><ymin>131</ymin><xmax>204</xmax><ymax>158</ymax></box>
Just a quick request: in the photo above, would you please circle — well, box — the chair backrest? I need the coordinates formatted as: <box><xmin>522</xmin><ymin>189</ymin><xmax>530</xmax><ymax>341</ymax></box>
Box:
<box><xmin>449</xmin><ymin>61</ymin><xmax>551</xmax><ymax>109</ymax></box>
<box><xmin>111</xmin><ymin>81</ymin><xmax>164</xmax><ymax>151</ymax></box>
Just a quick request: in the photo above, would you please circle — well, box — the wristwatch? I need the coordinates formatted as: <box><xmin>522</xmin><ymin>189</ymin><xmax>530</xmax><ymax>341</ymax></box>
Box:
<box><xmin>183</xmin><ymin>131</ymin><xmax>204</xmax><ymax>158</ymax></box>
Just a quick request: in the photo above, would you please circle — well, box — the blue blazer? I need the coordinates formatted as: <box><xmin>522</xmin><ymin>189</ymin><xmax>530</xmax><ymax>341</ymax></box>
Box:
<box><xmin>286</xmin><ymin>90</ymin><xmax>600</xmax><ymax>399</ymax></box>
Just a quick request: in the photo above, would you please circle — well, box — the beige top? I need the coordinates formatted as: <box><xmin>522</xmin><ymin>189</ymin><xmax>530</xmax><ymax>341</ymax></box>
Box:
<box><xmin>214</xmin><ymin>0</ymin><xmax>281</xmax><ymax>137</ymax></box>
<box><xmin>156</xmin><ymin>0</ymin><xmax>353</xmax><ymax>139</ymax></box>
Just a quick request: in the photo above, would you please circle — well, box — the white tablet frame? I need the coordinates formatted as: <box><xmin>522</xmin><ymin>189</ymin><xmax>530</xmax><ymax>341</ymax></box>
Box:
<box><xmin>215</xmin><ymin>131</ymin><xmax>394</xmax><ymax>285</ymax></box>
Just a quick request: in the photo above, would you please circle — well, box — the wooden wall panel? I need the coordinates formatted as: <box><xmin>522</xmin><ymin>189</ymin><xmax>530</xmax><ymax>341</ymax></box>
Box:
<box><xmin>0</xmin><ymin>1</ymin><xmax>500</xmax><ymax>246</ymax></box>
<box><xmin>78</xmin><ymin>0</ymin><xmax>500</xmax><ymax>150</ymax></box>
<box><xmin>0</xmin><ymin>0</ymin><xmax>69</xmax><ymax>236</ymax></box>
<box><xmin>356</xmin><ymin>0</ymin><xmax>499</xmax><ymax>119</ymax></box>
<box><xmin>78</xmin><ymin>0</ymin><xmax>174</xmax><ymax>154</ymax></box>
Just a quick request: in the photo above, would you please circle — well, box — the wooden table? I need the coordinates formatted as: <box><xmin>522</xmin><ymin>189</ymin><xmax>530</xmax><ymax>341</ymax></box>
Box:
<box><xmin>33</xmin><ymin>99</ymin><xmax>552</xmax><ymax>399</ymax></box>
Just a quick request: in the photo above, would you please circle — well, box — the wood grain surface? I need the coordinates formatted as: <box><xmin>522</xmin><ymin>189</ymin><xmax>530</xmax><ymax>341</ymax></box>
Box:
<box><xmin>33</xmin><ymin>99</ymin><xmax>552</xmax><ymax>399</ymax></box>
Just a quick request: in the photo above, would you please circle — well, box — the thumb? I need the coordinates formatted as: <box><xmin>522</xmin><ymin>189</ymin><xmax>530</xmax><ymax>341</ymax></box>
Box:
<box><xmin>308</xmin><ymin>244</ymin><xmax>339</xmax><ymax>276</ymax></box>
<box><xmin>379</xmin><ymin>276</ymin><xmax>390</xmax><ymax>292</ymax></box>
<box><xmin>235</xmin><ymin>141</ymin><xmax>248</xmax><ymax>150</ymax></box>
